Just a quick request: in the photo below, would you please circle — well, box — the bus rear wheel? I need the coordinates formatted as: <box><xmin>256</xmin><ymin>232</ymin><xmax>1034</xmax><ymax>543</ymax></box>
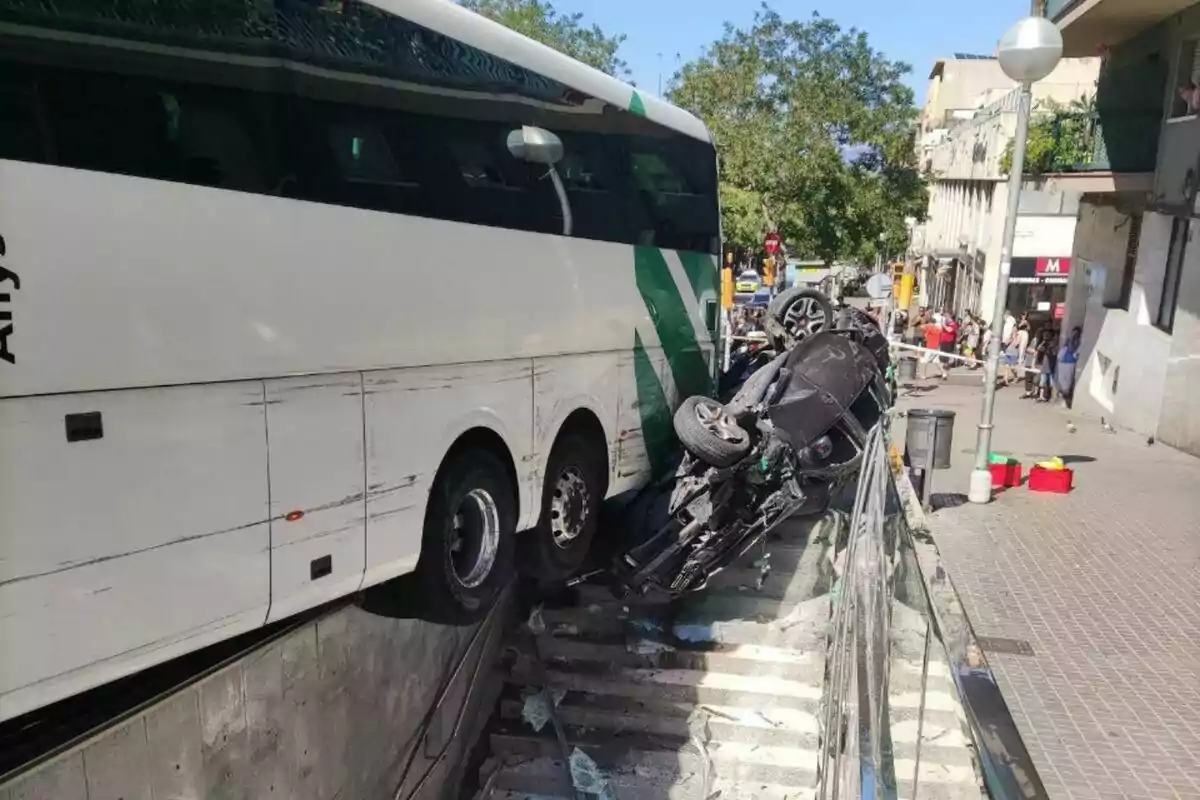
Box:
<box><xmin>520</xmin><ymin>433</ymin><xmax>605</xmax><ymax>580</ymax></box>
<box><xmin>413</xmin><ymin>450</ymin><xmax>515</xmax><ymax>625</ymax></box>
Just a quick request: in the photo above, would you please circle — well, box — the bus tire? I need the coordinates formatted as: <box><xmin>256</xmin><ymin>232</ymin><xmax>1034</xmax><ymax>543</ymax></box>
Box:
<box><xmin>520</xmin><ymin>433</ymin><xmax>606</xmax><ymax>580</ymax></box>
<box><xmin>413</xmin><ymin>450</ymin><xmax>515</xmax><ymax>625</ymax></box>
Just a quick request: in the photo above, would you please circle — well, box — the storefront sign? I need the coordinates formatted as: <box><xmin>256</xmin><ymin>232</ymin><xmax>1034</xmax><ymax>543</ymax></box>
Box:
<box><xmin>1009</xmin><ymin>257</ymin><xmax>1071</xmax><ymax>285</ymax></box>
<box><xmin>1036</xmin><ymin>257</ymin><xmax>1071</xmax><ymax>280</ymax></box>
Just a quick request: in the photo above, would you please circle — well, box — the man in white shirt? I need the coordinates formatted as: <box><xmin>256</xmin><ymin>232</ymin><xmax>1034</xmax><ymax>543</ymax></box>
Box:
<box><xmin>1002</xmin><ymin>311</ymin><xmax>1016</xmax><ymax>345</ymax></box>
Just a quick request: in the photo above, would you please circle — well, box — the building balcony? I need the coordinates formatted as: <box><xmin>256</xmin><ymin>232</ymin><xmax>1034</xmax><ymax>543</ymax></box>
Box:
<box><xmin>1048</xmin><ymin>0</ymin><xmax>1196</xmax><ymax>57</ymax></box>
<box><xmin>1029</xmin><ymin>110</ymin><xmax>1160</xmax><ymax>194</ymax></box>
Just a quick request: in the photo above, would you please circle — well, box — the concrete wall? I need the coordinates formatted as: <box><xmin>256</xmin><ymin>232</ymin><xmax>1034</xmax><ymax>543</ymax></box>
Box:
<box><xmin>1157</xmin><ymin>218</ymin><xmax>1200</xmax><ymax>454</ymax></box>
<box><xmin>921</xmin><ymin>59</ymin><xmax>1016</xmax><ymax>136</ymax></box>
<box><xmin>0</xmin><ymin>592</ymin><xmax>512</xmax><ymax>800</ymax></box>
<box><xmin>1069</xmin><ymin>203</ymin><xmax>1174</xmax><ymax>437</ymax></box>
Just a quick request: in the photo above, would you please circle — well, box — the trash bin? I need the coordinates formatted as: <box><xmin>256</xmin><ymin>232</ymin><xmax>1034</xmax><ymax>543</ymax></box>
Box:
<box><xmin>897</xmin><ymin>357</ymin><xmax>918</xmax><ymax>382</ymax></box>
<box><xmin>905</xmin><ymin>408</ymin><xmax>955</xmax><ymax>470</ymax></box>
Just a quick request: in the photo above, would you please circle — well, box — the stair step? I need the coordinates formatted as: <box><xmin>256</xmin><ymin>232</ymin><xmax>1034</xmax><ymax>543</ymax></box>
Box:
<box><xmin>506</xmin><ymin>662</ymin><xmax>821</xmax><ymax>711</ymax></box>
<box><xmin>489</xmin><ymin>729</ymin><xmax>819</xmax><ymax>787</ymax></box>
<box><xmin>489</xmin><ymin>756</ymin><xmax>818</xmax><ymax>800</ymax></box>
<box><xmin>498</xmin><ymin>690</ymin><xmax>820</xmax><ymax>750</ymax></box>
<box><xmin>536</xmin><ymin>634</ymin><xmax>826</xmax><ymax>683</ymax></box>
<box><xmin>539</xmin><ymin>598</ymin><xmax>830</xmax><ymax>651</ymax></box>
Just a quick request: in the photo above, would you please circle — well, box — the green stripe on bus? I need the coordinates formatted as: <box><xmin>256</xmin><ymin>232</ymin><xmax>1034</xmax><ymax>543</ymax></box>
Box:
<box><xmin>632</xmin><ymin>331</ymin><xmax>674</xmax><ymax>476</ymax></box>
<box><xmin>629</xmin><ymin>91</ymin><xmax>647</xmax><ymax>117</ymax></box>
<box><xmin>634</xmin><ymin>246</ymin><xmax>713</xmax><ymax>401</ymax></box>
<box><xmin>676</xmin><ymin>251</ymin><xmax>718</xmax><ymax>301</ymax></box>
<box><xmin>676</xmin><ymin>250</ymin><xmax>718</xmax><ymax>344</ymax></box>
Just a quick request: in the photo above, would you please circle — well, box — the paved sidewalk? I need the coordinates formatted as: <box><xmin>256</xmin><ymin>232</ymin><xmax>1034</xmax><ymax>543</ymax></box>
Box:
<box><xmin>895</xmin><ymin>378</ymin><xmax>1200</xmax><ymax>800</ymax></box>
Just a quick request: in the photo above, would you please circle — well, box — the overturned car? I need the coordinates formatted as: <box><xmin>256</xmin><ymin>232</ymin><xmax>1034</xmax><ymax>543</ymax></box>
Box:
<box><xmin>607</xmin><ymin>290</ymin><xmax>893</xmax><ymax>603</ymax></box>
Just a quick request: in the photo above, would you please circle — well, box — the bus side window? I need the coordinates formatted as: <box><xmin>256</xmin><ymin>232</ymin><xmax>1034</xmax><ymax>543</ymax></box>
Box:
<box><xmin>0</xmin><ymin>64</ymin><xmax>49</xmax><ymax>164</ymax></box>
<box><xmin>41</xmin><ymin>69</ymin><xmax>181</xmax><ymax>183</ymax></box>
<box><xmin>439</xmin><ymin>122</ymin><xmax>559</xmax><ymax>234</ymax></box>
<box><xmin>551</xmin><ymin>131</ymin><xmax>628</xmax><ymax>245</ymax></box>
<box><xmin>626</xmin><ymin>139</ymin><xmax>719</xmax><ymax>255</ymax></box>
<box><xmin>167</xmin><ymin>91</ymin><xmax>270</xmax><ymax>194</ymax></box>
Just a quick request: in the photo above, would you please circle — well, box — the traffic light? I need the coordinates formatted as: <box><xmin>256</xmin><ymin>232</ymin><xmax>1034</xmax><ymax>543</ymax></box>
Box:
<box><xmin>721</xmin><ymin>267</ymin><xmax>734</xmax><ymax>309</ymax></box>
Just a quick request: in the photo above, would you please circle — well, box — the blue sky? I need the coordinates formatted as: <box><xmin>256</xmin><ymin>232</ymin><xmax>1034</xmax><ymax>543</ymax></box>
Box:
<box><xmin>565</xmin><ymin>0</ymin><xmax>1030</xmax><ymax>106</ymax></box>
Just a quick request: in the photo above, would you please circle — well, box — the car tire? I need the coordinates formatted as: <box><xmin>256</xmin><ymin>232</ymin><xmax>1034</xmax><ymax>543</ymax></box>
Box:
<box><xmin>765</xmin><ymin>288</ymin><xmax>835</xmax><ymax>351</ymax></box>
<box><xmin>673</xmin><ymin>395</ymin><xmax>751</xmax><ymax>468</ymax></box>
<box><xmin>411</xmin><ymin>450</ymin><xmax>515</xmax><ymax>625</ymax></box>
<box><xmin>519</xmin><ymin>433</ymin><xmax>606</xmax><ymax>580</ymax></box>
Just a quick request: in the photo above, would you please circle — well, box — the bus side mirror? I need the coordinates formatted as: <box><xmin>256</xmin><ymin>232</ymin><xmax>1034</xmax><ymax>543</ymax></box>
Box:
<box><xmin>506</xmin><ymin>126</ymin><xmax>563</xmax><ymax>165</ymax></box>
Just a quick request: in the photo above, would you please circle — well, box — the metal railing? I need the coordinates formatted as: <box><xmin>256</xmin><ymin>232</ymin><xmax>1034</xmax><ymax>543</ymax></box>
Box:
<box><xmin>818</xmin><ymin>415</ymin><xmax>1051</xmax><ymax>799</ymax></box>
<box><xmin>1040</xmin><ymin>111</ymin><xmax>1160</xmax><ymax>174</ymax></box>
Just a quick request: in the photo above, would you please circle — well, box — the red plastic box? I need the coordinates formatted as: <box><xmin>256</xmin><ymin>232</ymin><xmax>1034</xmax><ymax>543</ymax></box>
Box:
<box><xmin>1028</xmin><ymin>466</ymin><xmax>1073</xmax><ymax>493</ymax></box>
<box><xmin>989</xmin><ymin>462</ymin><xmax>1023</xmax><ymax>488</ymax></box>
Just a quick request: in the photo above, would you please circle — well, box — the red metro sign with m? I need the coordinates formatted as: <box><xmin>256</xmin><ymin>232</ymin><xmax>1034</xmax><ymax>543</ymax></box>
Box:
<box><xmin>1036</xmin><ymin>257</ymin><xmax>1071</xmax><ymax>277</ymax></box>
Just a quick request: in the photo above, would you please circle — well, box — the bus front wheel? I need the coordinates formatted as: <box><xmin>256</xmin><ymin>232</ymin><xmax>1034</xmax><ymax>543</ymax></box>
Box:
<box><xmin>413</xmin><ymin>450</ymin><xmax>516</xmax><ymax>625</ymax></box>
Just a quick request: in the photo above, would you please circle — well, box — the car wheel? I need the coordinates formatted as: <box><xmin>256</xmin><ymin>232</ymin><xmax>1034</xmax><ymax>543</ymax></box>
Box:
<box><xmin>519</xmin><ymin>433</ymin><xmax>606</xmax><ymax>580</ymax></box>
<box><xmin>766</xmin><ymin>288</ymin><xmax>835</xmax><ymax>351</ymax></box>
<box><xmin>411</xmin><ymin>450</ymin><xmax>515</xmax><ymax>625</ymax></box>
<box><xmin>673</xmin><ymin>395</ymin><xmax>751</xmax><ymax>468</ymax></box>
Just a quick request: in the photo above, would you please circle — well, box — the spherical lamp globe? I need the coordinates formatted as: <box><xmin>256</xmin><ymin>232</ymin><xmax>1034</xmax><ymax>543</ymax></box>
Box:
<box><xmin>997</xmin><ymin>16</ymin><xmax>1063</xmax><ymax>83</ymax></box>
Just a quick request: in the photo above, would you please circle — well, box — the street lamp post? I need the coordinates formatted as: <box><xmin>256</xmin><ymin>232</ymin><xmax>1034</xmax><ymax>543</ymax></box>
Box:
<box><xmin>968</xmin><ymin>16</ymin><xmax>1063</xmax><ymax>504</ymax></box>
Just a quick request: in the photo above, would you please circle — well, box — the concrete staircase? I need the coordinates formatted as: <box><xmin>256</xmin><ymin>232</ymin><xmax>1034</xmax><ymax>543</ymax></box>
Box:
<box><xmin>472</xmin><ymin>511</ymin><xmax>986</xmax><ymax>800</ymax></box>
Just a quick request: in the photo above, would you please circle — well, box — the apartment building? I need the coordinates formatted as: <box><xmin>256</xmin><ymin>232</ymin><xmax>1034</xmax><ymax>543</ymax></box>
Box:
<box><xmin>1047</xmin><ymin>0</ymin><xmax>1200</xmax><ymax>456</ymax></box>
<box><xmin>915</xmin><ymin>57</ymin><xmax>1100</xmax><ymax>318</ymax></box>
<box><xmin>920</xmin><ymin>55</ymin><xmax>1020</xmax><ymax>140</ymax></box>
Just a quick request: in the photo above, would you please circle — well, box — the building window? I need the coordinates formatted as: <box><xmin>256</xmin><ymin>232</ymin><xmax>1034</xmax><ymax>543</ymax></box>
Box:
<box><xmin>1172</xmin><ymin>38</ymin><xmax>1200</xmax><ymax>118</ymax></box>
<box><xmin>1156</xmin><ymin>216</ymin><xmax>1189</xmax><ymax>333</ymax></box>
<box><xmin>1104</xmin><ymin>213</ymin><xmax>1140</xmax><ymax>309</ymax></box>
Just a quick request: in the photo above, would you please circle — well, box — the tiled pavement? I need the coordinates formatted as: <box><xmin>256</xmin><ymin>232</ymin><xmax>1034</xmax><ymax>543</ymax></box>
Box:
<box><xmin>895</xmin><ymin>377</ymin><xmax>1200</xmax><ymax>800</ymax></box>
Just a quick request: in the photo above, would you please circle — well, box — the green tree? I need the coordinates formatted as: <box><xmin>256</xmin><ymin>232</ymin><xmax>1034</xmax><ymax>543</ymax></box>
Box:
<box><xmin>999</xmin><ymin>97</ymin><xmax>1097</xmax><ymax>176</ymax></box>
<box><xmin>669</xmin><ymin>5</ymin><xmax>926</xmax><ymax>264</ymax></box>
<box><xmin>458</xmin><ymin>0</ymin><xmax>628</xmax><ymax>77</ymax></box>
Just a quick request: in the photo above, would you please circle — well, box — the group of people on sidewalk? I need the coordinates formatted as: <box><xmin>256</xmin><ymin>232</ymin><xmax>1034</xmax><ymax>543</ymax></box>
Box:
<box><xmin>896</xmin><ymin>307</ymin><xmax>1082</xmax><ymax>408</ymax></box>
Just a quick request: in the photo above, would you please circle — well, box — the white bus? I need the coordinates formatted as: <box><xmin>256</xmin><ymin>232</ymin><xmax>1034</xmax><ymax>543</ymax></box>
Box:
<box><xmin>0</xmin><ymin>0</ymin><xmax>721</xmax><ymax>722</ymax></box>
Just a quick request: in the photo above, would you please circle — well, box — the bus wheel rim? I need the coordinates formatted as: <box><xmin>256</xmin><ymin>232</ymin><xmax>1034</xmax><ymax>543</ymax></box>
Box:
<box><xmin>550</xmin><ymin>467</ymin><xmax>590</xmax><ymax>549</ymax></box>
<box><xmin>450</xmin><ymin>488</ymin><xmax>501</xmax><ymax>589</ymax></box>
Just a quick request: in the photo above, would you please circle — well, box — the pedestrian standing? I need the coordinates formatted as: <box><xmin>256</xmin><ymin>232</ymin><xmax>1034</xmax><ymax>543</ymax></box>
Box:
<box><xmin>963</xmin><ymin>315</ymin><xmax>981</xmax><ymax>368</ymax></box>
<box><xmin>1057</xmin><ymin>326</ymin><xmax>1082</xmax><ymax>408</ymax></box>
<box><xmin>938</xmin><ymin>314</ymin><xmax>960</xmax><ymax>380</ymax></box>
<box><xmin>1016</xmin><ymin>320</ymin><xmax>1035</xmax><ymax>395</ymax></box>
<box><xmin>1037</xmin><ymin>330</ymin><xmax>1058</xmax><ymax>402</ymax></box>
<box><xmin>921</xmin><ymin>313</ymin><xmax>941</xmax><ymax>380</ymax></box>
<box><xmin>1002</xmin><ymin>318</ymin><xmax>1028</xmax><ymax>387</ymax></box>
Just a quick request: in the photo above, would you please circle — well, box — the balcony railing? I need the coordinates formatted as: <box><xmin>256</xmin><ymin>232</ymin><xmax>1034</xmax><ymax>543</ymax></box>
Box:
<box><xmin>1035</xmin><ymin>111</ymin><xmax>1160</xmax><ymax>175</ymax></box>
